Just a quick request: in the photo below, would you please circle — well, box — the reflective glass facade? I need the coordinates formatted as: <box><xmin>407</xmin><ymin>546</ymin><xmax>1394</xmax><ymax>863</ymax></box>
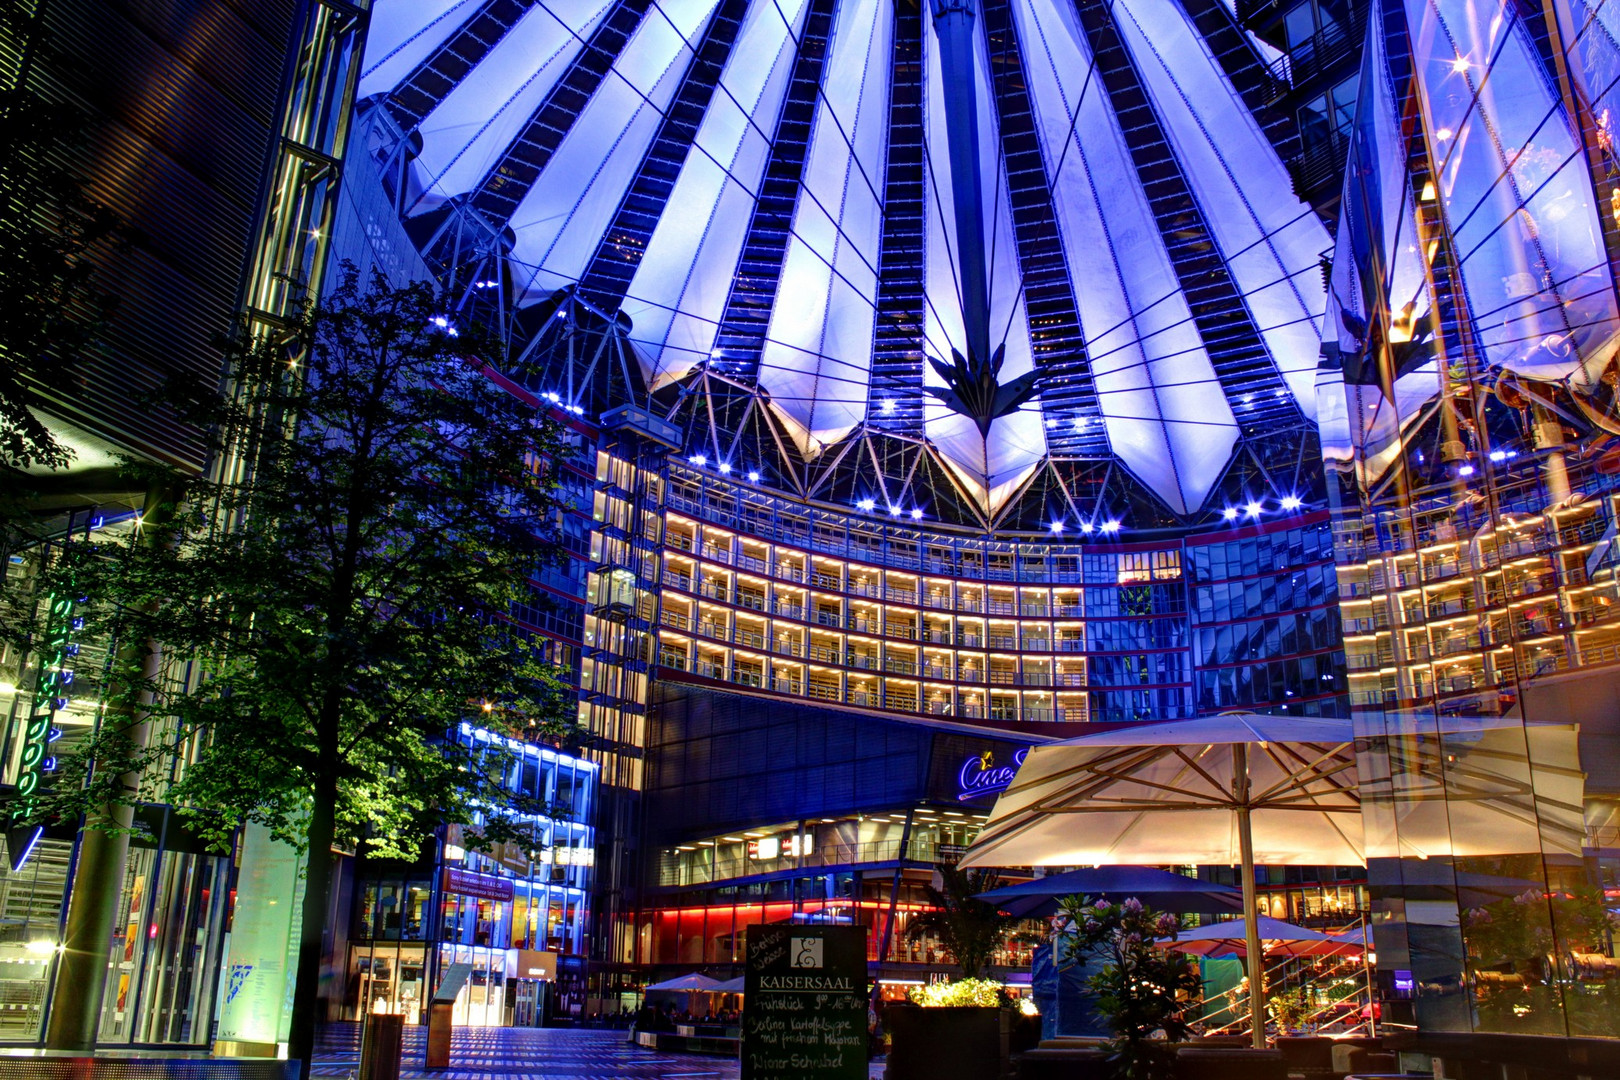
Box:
<box><xmin>651</xmin><ymin>465</ymin><xmax>1345</xmax><ymax>726</ymax></box>
<box><xmin>1319</xmin><ymin>0</ymin><xmax>1620</xmax><ymax>1050</ymax></box>
<box><xmin>343</xmin><ymin>728</ymin><xmax>596</xmax><ymax>1027</ymax></box>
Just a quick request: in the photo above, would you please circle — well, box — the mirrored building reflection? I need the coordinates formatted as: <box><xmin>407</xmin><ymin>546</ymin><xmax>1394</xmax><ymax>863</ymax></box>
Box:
<box><xmin>1320</xmin><ymin>0</ymin><xmax>1620</xmax><ymax>1052</ymax></box>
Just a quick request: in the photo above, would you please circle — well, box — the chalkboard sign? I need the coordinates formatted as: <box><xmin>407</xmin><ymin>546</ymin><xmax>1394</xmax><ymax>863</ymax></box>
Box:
<box><xmin>742</xmin><ymin>924</ymin><xmax>868</xmax><ymax>1080</ymax></box>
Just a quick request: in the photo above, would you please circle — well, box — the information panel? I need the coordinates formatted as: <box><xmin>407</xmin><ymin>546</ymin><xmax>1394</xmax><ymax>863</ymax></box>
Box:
<box><xmin>742</xmin><ymin>924</ymin><xmax>867</xmax><ymax>1080</ymax></box>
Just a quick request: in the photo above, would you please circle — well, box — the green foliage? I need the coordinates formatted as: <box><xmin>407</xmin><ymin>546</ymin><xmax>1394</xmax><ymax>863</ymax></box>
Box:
<box><xmin>907</xmin><ymin>977</ymin><xmax>1009</xmax><ymax>1008</ymax></box>
<box><xmin>1059</xmin><ymin>895</ymin><xmax>1203</xmax><ymax>1080</ymax></box>
<box><xmin>32</xmin><ymin>265</ymin><xmax>583</xmax><ymax>860</ymax></box>
<box><xmin>904</xmin><ymin>863</ymin><xmax>1016</xmax><ymax>979</ymax></box>
<box><xmin>1266</xmin><ymin>987</ymin><xmax>1310</xmax><ymax>1032</ymax></box>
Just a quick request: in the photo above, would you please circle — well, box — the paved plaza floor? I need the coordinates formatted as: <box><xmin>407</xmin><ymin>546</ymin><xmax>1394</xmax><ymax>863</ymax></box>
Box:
<box><xmin>311</xmin><ymin>1024</ymin><xmax>886</xmax><ymax>1079</ymax></box>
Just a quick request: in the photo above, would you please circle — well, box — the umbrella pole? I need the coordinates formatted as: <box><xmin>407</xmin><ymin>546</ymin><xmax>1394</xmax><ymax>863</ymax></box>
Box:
<box><xmin>1238</xmin><ymin>807</ymin><xmax>1264</xmax><ymax>1048</ymax></box>
<box><xmin>1235</xmin><ymin>745</ymin><xmax>1266</xmax><ymax>1049</ymax></box>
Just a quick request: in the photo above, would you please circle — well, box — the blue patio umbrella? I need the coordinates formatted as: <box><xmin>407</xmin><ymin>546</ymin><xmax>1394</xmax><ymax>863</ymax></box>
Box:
<box><xmin>975</xmin><ymin>866</ymin><xmax>1242</xmax><ymax>918</ymax></box>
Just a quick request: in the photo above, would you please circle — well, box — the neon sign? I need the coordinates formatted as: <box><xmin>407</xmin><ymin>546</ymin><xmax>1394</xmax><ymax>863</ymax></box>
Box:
<box><xmin>9</xmin><ymin>589</ymin><xmax>75</xmax><ymax>869</ymax></box>
<box><xmin>956</xmin><ymin>748</ymin><xmax>1028</xmax><ymax>802</ymax></box>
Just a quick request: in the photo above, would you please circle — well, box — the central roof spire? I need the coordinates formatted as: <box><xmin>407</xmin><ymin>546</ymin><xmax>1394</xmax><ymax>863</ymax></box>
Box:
<box><xmin>931</xmin><ymin>0</ymin><xmax>990</xmax><ymax>367</ymax></box>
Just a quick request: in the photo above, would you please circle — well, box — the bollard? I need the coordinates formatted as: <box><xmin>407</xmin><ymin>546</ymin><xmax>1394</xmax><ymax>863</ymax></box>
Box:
<box><xmin>359</xmin><ymin>1012</ymin><xmax>405</xmax><ymax>1080</ymax></box>
<box><xmin>425</xmin><ymin>1001</ymin><xmax>454</xmax><ymax>1069</ymax></box>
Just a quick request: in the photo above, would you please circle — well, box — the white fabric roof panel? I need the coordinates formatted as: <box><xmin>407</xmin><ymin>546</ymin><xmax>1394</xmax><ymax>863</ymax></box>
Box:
<box><xmin>361</xmin><ymin>0</ymin><xmax>1333</xmax><ymax>519</ymax></box>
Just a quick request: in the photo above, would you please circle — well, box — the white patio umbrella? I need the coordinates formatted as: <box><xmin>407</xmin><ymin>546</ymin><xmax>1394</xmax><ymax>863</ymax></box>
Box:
<box><xmin>960</xmin><ymin>713</ymin><xmax>1362</xmax><ymax>1047</ymax></box>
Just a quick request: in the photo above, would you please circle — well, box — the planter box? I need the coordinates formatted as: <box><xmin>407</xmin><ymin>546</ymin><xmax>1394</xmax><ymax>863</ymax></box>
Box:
<box><xmin>885</xmin><ymin>1005</ymin><xmax>1010</xmax><ymax>1080</ymax></box>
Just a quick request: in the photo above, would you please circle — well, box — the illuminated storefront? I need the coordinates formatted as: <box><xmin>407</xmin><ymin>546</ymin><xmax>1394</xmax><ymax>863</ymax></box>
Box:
<box><xmin>343</xmin><ymin>728</ymin><xmax>596</xmax><ymax>1027</ymax></box>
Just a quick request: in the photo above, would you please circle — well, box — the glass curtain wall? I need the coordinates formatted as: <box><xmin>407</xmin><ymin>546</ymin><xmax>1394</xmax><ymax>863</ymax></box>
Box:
<box><xmin>1320</xmin><ymin>0</ymin><xmax>1620</xmax><ymax>1040</ymax></box>
<box><xmin>345</xmin><ymin>729</ymin><xmax>596</xmax><ymax>1026</ymax></box>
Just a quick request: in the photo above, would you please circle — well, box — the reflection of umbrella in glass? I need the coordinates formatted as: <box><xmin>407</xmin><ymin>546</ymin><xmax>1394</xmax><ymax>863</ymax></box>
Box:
<box><xmin>1160</xmin><ymin>917</ymin><xmax>1350</xmax><ymax>958</ymax></box>
<box><xmin>961</xmin><ymin>713</ymin><xmax>1362</xmax><ymax>1048</ymax></box>
<box><xmin>712</xmin><ymin>976</ymin><xmax>746</xmax><ymax>994</ymax></box>
<box><xmin>1325</xmin><ymin>925</ymin><xmax>1372</xmax><ymax>949</ymax></box>
<box><xmin>975</xmin><ymin>866</ymin><xmax>1242</xmax><ymax>918</ymax></box>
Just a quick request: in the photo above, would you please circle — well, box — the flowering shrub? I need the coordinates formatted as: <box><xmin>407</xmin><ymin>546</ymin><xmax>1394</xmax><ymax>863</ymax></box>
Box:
<box><xmin>1059</xmin><ymin>896</ymin><xmax>1202</xmax><ymax>1080</ymax></box>
<box><xmin>907</xmin><ymin>977</ymin><xmax>1008</xmax><ymax>1008</ymax></box>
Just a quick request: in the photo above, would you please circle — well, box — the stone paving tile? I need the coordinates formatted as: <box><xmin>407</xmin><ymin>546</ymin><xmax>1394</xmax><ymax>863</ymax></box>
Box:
<box><xmin>311</xmin><ymin>1024</ymin><xmax>885</xmax><ymax>1079</ymax></box>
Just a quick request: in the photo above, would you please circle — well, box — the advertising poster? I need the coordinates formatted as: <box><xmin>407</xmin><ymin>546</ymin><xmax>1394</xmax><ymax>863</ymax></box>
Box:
<box><xmin>215</xmin><ymin>823</ymin><xmax>307</xmax><ymax>1048</ymax></box>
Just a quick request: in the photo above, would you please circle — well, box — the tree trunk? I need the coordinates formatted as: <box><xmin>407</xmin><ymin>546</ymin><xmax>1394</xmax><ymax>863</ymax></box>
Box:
<box><xmin>287</xmin><ymin>770</ymin><xmax>338</xmax><ymax>1079</ymax></box>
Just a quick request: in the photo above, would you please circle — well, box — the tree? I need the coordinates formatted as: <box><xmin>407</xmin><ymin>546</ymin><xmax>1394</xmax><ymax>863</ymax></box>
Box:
<box><xmin>905</xmin><ymin>863</ymin><xmax>1016</xmax><ymax>979</ymax></box>
<box><xmin>1059</xmin><ymin>896</ymin><xmax>1202</xmax><ymax>1080</ymax></box>
<box><xmin>35</xmin><ymin>267</ymin><xmax>583</xmax><ymax>1073</ymax></box>
<box><xmin>0</xmin><ymin>6</ymin><xmax>124</xmax><ymax>474</ymax></box>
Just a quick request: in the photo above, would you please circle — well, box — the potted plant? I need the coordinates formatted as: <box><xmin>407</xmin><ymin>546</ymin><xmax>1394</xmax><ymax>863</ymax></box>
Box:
<box><xmin>886</xmin><ymin>865</ymin><xmax>1021</xmax><ymax>1080</ymax></box>
<box><xmin>1266</xmin><ymin>987</ymin><xmax>1310</xmax><ymax>1034</ymax></box>
<box><xmin>1058</xmin><ymin>896</ymin><xmax>1202</xmax><ymax>1080</ymax></box>
<box><xmin>885</xmin><ymin>978</ymin><xmax>1016</xmax><ymax>1080</ymax></box>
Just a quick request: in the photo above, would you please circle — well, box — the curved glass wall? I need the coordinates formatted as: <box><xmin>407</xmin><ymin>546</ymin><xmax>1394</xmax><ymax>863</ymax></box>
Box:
<box><xmin>1321</xmin><ymin>0</ymin><xmax>1620</xmax><ymax>1045</ymax></box>
<box><xmin>649</xmin><ymin>463</ymin><xmax>1346</xmax><ymax>726</ymax></box>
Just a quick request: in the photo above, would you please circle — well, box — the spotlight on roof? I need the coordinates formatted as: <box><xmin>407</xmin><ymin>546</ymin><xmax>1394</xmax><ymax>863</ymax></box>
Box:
<box><xmin>1101</xmin><ymin>519</ymin><xmax>1121</xmax><ymax>533</ymax></box>
<box><xmin>1050</xmin><ymin>521</ymin><xmax>1065</xmax><ymax>534</ymax></box>
<box><xmin>1245</xmin><ymin>501</ymin><xmax>1264</xmax><ymax>517</ymax></box>
<box><xmin>910</xmin><ymin>508</ymin><xmax>924</xmax><ymax>520</ymax></box>
<box><xmin>1280</xmin><ymin>494</ymin><xmax>1302</xmax><ymax>510</ymax></box>
<box><xmin>888</xmin><ymin>504</ymin><xmax>902</xmax><ymax>516</ymax></box>
<box><xmin>718</xmin><ymin>462</ymin><xmax>732</xmax><ymax>474</ymax></box>
<box><xmin>1080</xmin><ymin>522</ymin><xmax>1094</xmax><ymax>534</ymax></box>
<box><xmin>690</xmin><ymin>454</ymin><xmax>707</xmax><ymax>466</ymax></box>
<box><xmin>1223</xmin><ymin>507</ymin><xmax>1240</xmax><ymax>521</ymax></box>
<box><xmin>1458</xmin><ymin>464</ymin><xmax>1476</xmax><ymax>477</ymax></box>
<box><xmin>857</xmin><ymin>498</ymin><xmax>875</xmax><ymax>512</ymax></box>
<box><xmin>748</xmin><ymin>470</ymin><xmax>761</xmax><ymax>482</ymax></box>
<box><xmin>880</xmin><ymin>399</ymin><xmax>896</xmax><ymax>416</ymax></box>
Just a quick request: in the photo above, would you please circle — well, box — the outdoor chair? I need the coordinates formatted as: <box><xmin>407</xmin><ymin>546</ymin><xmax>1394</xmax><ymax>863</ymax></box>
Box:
<box><xmin>1275</xmin><ymin>1035</ymin><xmax>1337</xmax><ymax>1079</ymax></box>
<box><xmin>1341</xmin><ymin>1047</ymin><xmax>1398</xmax><ymax>1075</ymax></box>
<box><xmin>1172</xmin><ymin>1046</ymin><xmax>1290</xmax><ymax>1080</ymax></box>
<box><xmin>1013</xmin><ymin>1046</ymin><xmax>1109</xmax><ymax>1080</ymax></box>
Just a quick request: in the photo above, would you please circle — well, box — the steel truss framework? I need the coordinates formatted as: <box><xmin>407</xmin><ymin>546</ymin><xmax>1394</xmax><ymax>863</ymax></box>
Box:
<box><xmin>354</xmin><ymin>0</ymin><xmax>1333</xmax><ymax>535</ymax></box>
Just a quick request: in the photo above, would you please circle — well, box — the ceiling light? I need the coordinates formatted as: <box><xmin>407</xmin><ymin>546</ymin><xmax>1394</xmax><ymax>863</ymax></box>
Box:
<box><xmin>718</xmin><ymin>462</ymin><xmax>732</xmax><ymax>474</ymax></box>
<box><xmin>1280</xmin><ymin>495</ymin><xmax>1302</xmax><ymax>510</ymax></box>
<box><xmin>690</xmin><ymin>454</ymin><xmax>707</xmax><ymax>465</ymax></box>
<box><xmin>748</xmin><ymin>470</ymin><xmax>761</xmax><ymax>481</ymax></box>
<box><xmin>1451</xmin><ymin>56</ymin><xmax>1469</xmax><ymax>73</ymax></box>
<box><xmin>910</xmin><ymin>508</ymin><xmax>923</xmax><ymax>520</ymax></box>
<box><xmin>1223</xmin><ymin>507</ymin><xmax>1239</xmax><ymax>521</ymax></box>
<box><xmin>1245</xmin><ymin>501</ymin><xmax>1264</xmax><ymax>517</ymax></box>
<box><xmin>1080</xmin><ymin>522</ymin><xmax>1094</xmax><ymax>534</ymax></box>
<box><xmin>1101</xmin><ymin>519</ymin><xmax>1121</xmax><ymax>533</ymax></box>
<box><xmin>857</xmin><ymin>498</ymin><xmax>875</xmax><ymax>512</ymax></box>
<box><xmin>1458</xmin><ymin>464</ymin><xmax>1476</xmax><ymax>477</ymax></box>
<box><xmin>1049</xmin><ymin>521</ymin><xmax>1064</xmax><ymax>534</ymax></box>
<box><xmin>880</xmin><ymin>399</ymin><xmax>896</xmax><ymax>415</ymax></box>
